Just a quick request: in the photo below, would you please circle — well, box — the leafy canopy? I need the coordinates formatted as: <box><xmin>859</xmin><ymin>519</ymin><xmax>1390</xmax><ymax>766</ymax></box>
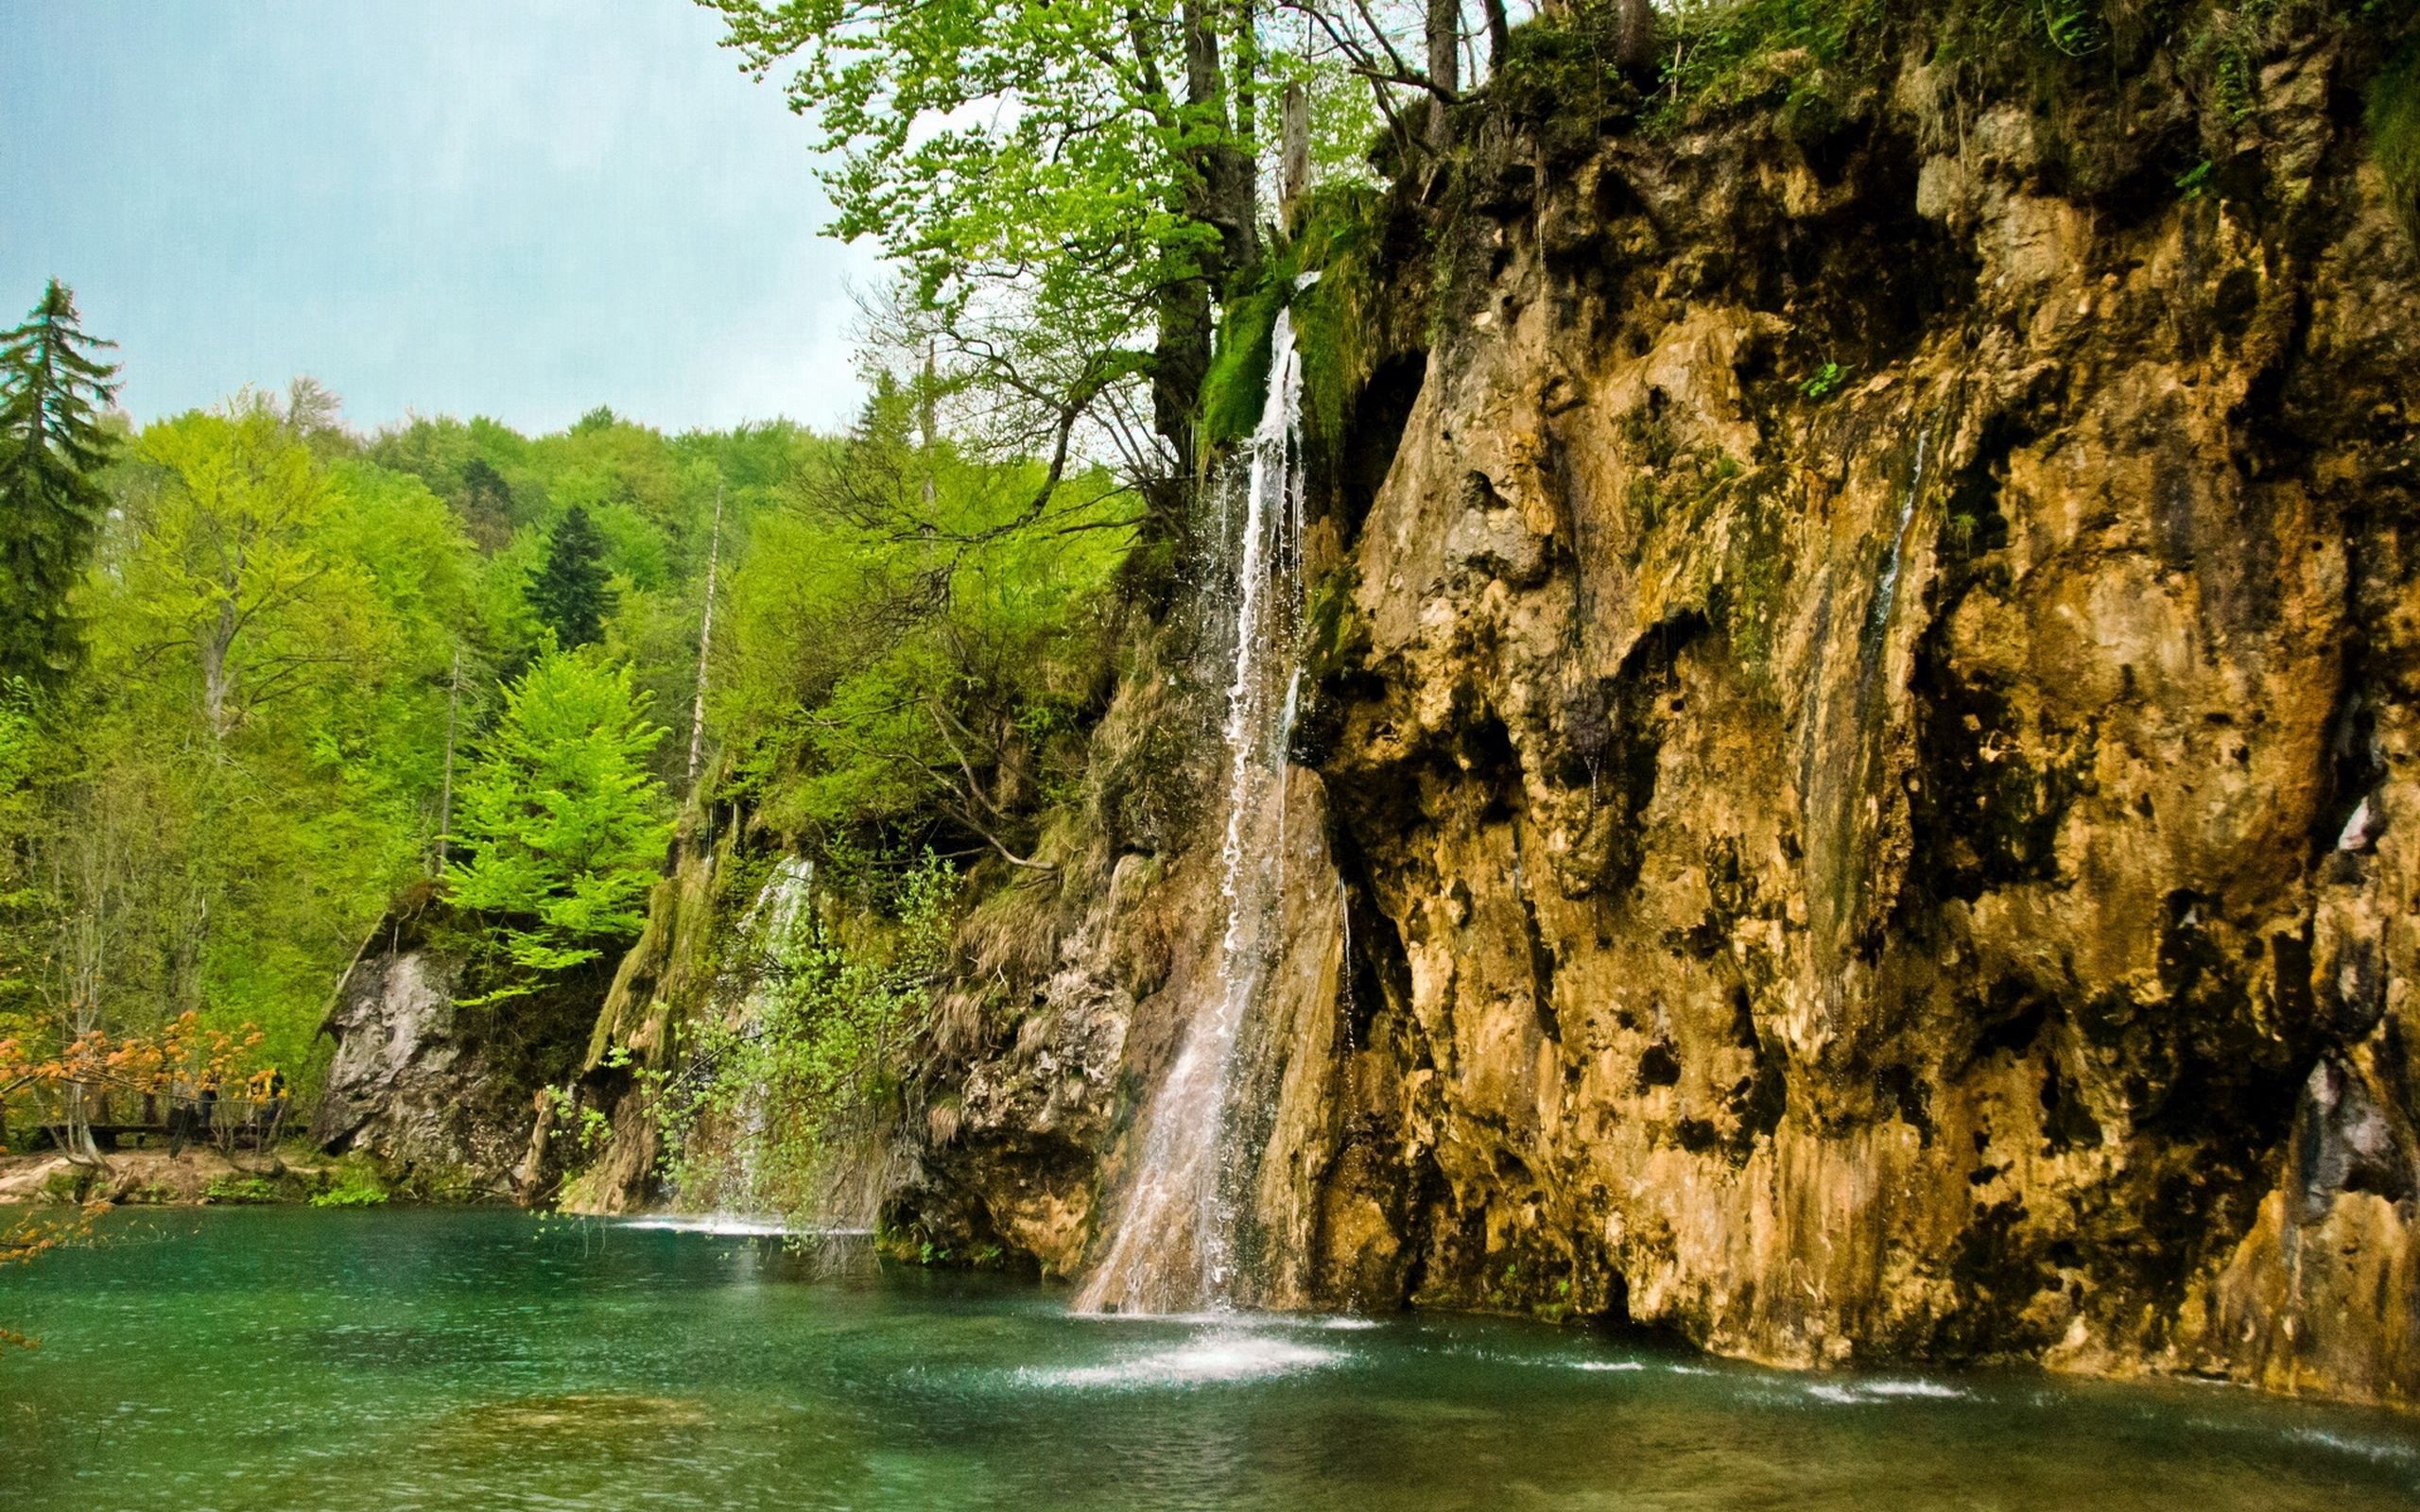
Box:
<box><xmin>447</xmin><ymin>650</ymin><xmax>674</xmax><ymax>972</ymax></box>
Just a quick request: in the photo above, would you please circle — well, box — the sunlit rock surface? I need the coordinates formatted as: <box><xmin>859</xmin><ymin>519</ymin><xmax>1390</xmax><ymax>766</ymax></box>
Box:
<box><xmin>596</xmin><ymin>23</ymin><xmax>2420</xmax><ymax>1409</ymax></box>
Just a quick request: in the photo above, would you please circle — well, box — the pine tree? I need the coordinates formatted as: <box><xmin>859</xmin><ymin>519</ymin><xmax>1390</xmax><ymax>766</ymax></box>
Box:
<box><xmin>0</xmin><ymin>280</ymin><xmax>121</xmax><ymax>689</ymax></box>
<box><xmin>457</xmin><ymin>456</ymin><xmax>514</xmax><ymax>553</ymax></box>
<box><xmin>527</xmin><ymin>504</ymin><xmax>611</xmax><ymax>648</ymax></box>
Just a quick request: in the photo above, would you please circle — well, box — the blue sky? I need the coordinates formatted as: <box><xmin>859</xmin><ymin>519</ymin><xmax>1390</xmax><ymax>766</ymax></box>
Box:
<box><xmin>0</xmin><ymin>1</ymin><xmax>878</xmax><ymax>436</ymax></box>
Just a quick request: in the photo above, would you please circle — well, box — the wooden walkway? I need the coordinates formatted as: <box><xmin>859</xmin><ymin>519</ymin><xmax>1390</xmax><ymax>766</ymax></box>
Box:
<box><xmin>9</xmin><ymin>1093</ymin><xmax>286</xmax><ymax>1155</ymax></box>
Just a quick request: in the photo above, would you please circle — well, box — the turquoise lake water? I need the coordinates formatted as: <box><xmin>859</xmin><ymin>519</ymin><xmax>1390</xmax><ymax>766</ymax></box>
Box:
<box><xmin>2</xmin><ymin>1207</ymin><xmax>2415</xmax><ymax>1510</ymax></box>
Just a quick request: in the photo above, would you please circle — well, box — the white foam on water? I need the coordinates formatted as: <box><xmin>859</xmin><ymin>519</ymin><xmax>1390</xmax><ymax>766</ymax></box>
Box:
<box><xmin>1861</xmin><ymin>1379</ymin><xmax>1966</xmax><ymax>1399</ymax></box>
<box><xmin>1568</xmin><ymin>1360</ymin><xmax>1649</xmax><ymax>1373</ymax></box>
<box><xmin>1023</xmin><ymin>1332</ymin><xmax>1340</xmax><ymax>1390</ymax></box>
<box><xmin>621</xmin><ymin>1216</ymin><xmax>872</xmax><ymax>1239</ymax></box>
<box><xmin>2280</xmin><ymin>1426</ymin><xmax>2420</xmax><ymax>1465</ymax></box>
<box><xmin>1072</xmin><ymin>1308</ymin><xmax>1325</xmax><ymax>1330</ymax></box>
<box><xmin>1804</xmin><ymin>1378</ymin><xmax>1968</xmax><ymax>1404</ymax></box>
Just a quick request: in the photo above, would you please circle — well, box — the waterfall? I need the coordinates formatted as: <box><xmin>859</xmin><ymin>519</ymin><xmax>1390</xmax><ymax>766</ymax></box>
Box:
<box><xmin>1075</xmin><ymin>281</ymin><xmax>1315</xmax><ymax>1314</ymax></box>
<box><xmin>695</xmin><ymin>856</ymin><xmax>814</xmax><ymax>1223</ymax></box>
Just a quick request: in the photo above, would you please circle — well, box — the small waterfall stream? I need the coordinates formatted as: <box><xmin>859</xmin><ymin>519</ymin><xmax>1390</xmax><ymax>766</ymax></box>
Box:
<box><xmin>1075</xmin><ymin>281</ymin><xmax>1315</xmax><ymax>1314</ymax></box>
<box><xmin>693</xmin><ymin>856</ymin><xmax>815</xmax><ymax>1225</ymax></box>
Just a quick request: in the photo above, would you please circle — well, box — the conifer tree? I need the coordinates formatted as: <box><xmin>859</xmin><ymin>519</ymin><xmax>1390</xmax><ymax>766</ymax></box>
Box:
<box><xmin>527</xmin><ymin>504</ymin><xmax>611</xmax><ymax>648</ymax></box>
<box><xmin>0</xmin><ymin>280</ymin><xmax>120</xmax><ymax>689</ymax></box>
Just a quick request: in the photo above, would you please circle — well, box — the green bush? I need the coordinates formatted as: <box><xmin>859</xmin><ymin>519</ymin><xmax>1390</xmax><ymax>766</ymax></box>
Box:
<box><xmin>202</xmin><ymin>1174</ymin><xmax>285</xmax><ymax>1205</ymax></box>
<box><xmin>651</xmin><ymin>852</ymin><xmax>956</xmax><ymax>1218</ymax></box>
<box><xmin>310</xmin><ymin>1158</ymin><xmax>390</xmax><ymax>1209</ymax></box>
<box><xmin>38</xmin><ymin>1166</ymin><xmax>92</xmax><ymax>1204</ymax></box>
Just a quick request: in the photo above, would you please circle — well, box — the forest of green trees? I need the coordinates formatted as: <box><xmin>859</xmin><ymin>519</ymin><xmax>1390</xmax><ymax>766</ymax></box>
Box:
<box><xmin>0</xmin><ymin>265</ymin><xmax>1134</xmax><ymax>1103</ymax></box>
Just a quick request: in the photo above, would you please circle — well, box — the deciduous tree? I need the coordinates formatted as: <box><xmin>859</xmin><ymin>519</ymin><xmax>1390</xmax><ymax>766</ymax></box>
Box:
<box><xmin>446</xmin><ymin>650</ymin><xmax>672</xmax><ymax>973</ymax></box>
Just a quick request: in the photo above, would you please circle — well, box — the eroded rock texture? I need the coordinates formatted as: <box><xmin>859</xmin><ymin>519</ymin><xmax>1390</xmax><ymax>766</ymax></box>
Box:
<box><xmin>314</xmin><ymin>897</ymin><xmax>603</xmax><ymax>1194</ymax></box>
<box><xmin>890</xmin><ymin>25</ymin><xmax>2420</xmax><ymax>1408</ymax></box>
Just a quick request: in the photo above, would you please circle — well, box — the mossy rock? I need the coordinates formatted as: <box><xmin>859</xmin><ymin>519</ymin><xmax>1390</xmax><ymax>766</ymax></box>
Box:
<box><xmin>2373</xmin><ymin>38</ymin><xmax>2420</xmax><ymax>233</ymax></box>
<box><xmin>309</xmin><ymin>1153</ymin><xmax>395</xmax><ymax>1208</ymax></box>
<box><xmin>1199</xmin><ymin>275</ymin><xmax>1292</xmax><ymax>451</ymax></box>
<box><xmin>39</xmin><ymin>1166</ymin><xmax>95</xmax><ymax>1204</ymax></box>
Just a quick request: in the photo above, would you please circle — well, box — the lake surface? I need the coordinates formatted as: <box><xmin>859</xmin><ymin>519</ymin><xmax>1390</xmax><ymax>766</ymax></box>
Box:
<box><xmin>2</xmin><ymin>1208</ymin><xmax>2415</xmax><ymax>1510</ymax></box>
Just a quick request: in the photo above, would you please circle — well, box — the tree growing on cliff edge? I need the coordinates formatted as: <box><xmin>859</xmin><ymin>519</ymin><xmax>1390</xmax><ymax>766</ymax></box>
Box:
<box><xmin>528</xmin><ymin>505</ymin><xmax>613</xmax><ymax>650</ymax></box>
<box><xmin>704</xmin><ymin>0</ymin><xmax>1464</xmax><ymax>545</ymax></box>
<box><xmin>0</xmin><ymin>280</ymin><xmax>120</xmax><ymax>691</ymax></box>
<box><xmin>446</xmin><ymin>651</ymin><xmax>672</xmax><ymax>976</ymax></box>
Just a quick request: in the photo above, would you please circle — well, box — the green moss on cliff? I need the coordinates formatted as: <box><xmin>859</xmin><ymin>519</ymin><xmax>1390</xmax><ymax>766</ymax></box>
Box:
<box><xmin>1649</xmin><ymin>0</ymin><xmax>1888</xmax><ymax>133</ymax></box>
<box><xmin>1199</xmin><ymin>278</ymin><xmax>1289</xmax><ymax>452</ymax></box>
<box><xmin>1200</xmin><ymin>184</ymin><xmax>1394</xmax><ymax>458</ymax></box>
<box><xmin>1636</xmin><ymin>0</ymin><xmax>2410</xmax><ymax>141</ymax></box>
<box><xmin>2373</xmin><ymin>39</ymin><xmax>2420</xmax><ymax>231</ymax></box>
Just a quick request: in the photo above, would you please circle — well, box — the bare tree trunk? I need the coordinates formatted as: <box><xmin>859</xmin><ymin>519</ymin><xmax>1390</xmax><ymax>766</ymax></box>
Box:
<box><xmin>1483</xmin><ymin>0</ymin><xmax>1510</xmax><ymax>73</ymax></box>
<box><xmin>199</xmin><ymin>593</ymin><xmax>237</xmax><ymax>737</ymax></box>
<box><xmin>918</xmin><ymin>341</ymin><xmax>939</xmax><ymax>508</ymax></box>
<box><xmin>1280</xmin><ymin>81</ymin><xmax>1310</xmax><ymax>225</ymax></box>
<box><xmin>1150</xmin><ymin>0</ymin><xmax>1245</xmax><ymax>502</ymax></box>
<box><xmin>1230</xmin><ymin>0</ymin><xmax>1261</xmax><ymax>259</ymax></box>
<box><xmin>687</xmin><ymin>484</ymin><xmax>724</xmax><ymax>790</ymax></box>
<box><xmin>61</xmin><ymin>1079</ymin><xmax>103</xmax><ymax>1167</ymax></box>
<box><xmin>1181</xmin><ymin>0</ymin><xmax>1256</xmax><ymax>276</ymax></box>
<box><xmin>1615</xmin><ymin>0</ymin><xmax>1659</xmax><ymax>75</ymax></box>
<box><xmin>1427</xmin><ymin>0</ymin><xmax>1461</xmax><ymax>150</ymax></box>
<box><xmin>436</xmin><ymin>647</ymin><xmax>460</xmax><ymax>874</ymax></box>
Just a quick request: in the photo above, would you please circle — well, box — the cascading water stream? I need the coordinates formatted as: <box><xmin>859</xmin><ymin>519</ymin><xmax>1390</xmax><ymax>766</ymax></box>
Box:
<box><xmin>693</xmin><ymin>856</ymin><xmax>814</xmax><ymax>1226</ymax></box>
<box><xmin>1075</xmin><ymin>279</ymin><xmax>1316</xmax><ymax>1314</ymax></box>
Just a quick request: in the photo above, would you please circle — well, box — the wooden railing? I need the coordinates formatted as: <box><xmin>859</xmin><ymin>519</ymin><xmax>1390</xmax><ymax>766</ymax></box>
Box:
<box><xmin>6</xmin><ymin>1082</ymin><xmax>288</xmax><ymax>1160</ymax></box>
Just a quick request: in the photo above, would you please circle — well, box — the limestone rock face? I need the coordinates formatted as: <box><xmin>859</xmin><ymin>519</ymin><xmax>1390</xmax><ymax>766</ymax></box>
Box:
<box><xmin>314</xmin><ymin>941</ymin><xmax>518</xmax><ymax>1186</ymax></box>
<box><xmin>314</xmin><ymin>900</ymin><xmax>603</xmax><ymax>1195</ymax></box>
<box><xmin>552</xmin><ymin>822</ymin><xmax>735</xmax><ymax>1215</ymax></box>
<box><xmin>888</xmin><ymin>24</ymin><xmax>2420</xmax><ymax>1409</ymax></box>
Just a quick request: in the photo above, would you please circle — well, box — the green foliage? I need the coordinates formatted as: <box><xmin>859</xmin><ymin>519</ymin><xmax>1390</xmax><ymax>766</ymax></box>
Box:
<box><xmin>1799</xmin><ymin>361</ymin><xmax>1846</xmax><ymax>400</ymax></box>
<box><xmin>714</xmin><ymin>386</ymin><xmax>1125</xmax><ymax>868</ymax></box>
<box><xmin>0</xmin><ymin>396</ymin><xmax>492</xmax><ymax>1082</ymax></box>
<box><xmin>0</xmin><ymin>360</ymin><xmax>864</xmax><ymax>1118</ymax></box>
<box><xmin>528</xmin><ymin>504</ymin><xmax>613</xmax><ymax>649</ymax></box>
<box><xmin>712</xmin><ymin>0</ymin><xmax>1230</xmax><ymax>321</ymax></box>
<box><xmin>202</xmin><ymin>1174</ymin><xmax>285</xmax><ymax>1204</ymax></box>
<box><xmin>0</xmin><ymin>280</ymin><xmax>120</xmax><ymax>688</ymax></box>
<box><xmin>446</xmin><ymin>651</ymin><xmax>672</xmax><ymax>975</ymax></box>
<box><xmin>310</xmin><ymin>1158</ymin><xmax>390</xmax><ymax>1208</ymax></box>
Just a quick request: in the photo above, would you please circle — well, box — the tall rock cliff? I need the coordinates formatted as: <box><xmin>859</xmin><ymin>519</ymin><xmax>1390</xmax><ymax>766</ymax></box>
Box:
<box><xmin>883</xmin><ymin>9</ymin><xmax>2420</xmax><ymax>1409</ymax></box>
